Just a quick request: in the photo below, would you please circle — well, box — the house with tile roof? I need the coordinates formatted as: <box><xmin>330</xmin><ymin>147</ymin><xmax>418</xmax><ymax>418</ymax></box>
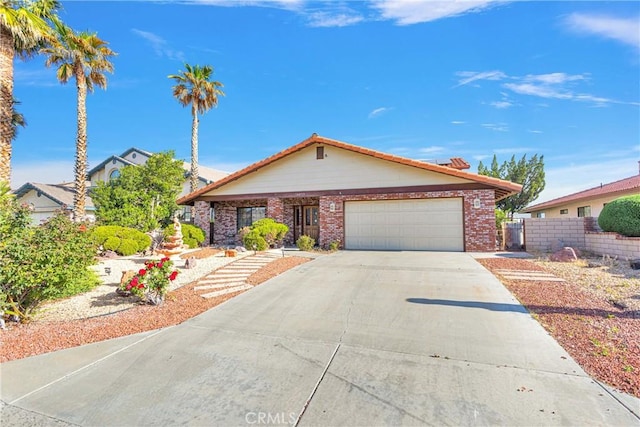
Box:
<box><xmin>523</xmin><ymin>168</ymin><xmax>640</xmax><ymax>219</ymax></box>
<box><xmin>15</xmin><ymin>148</ymin><xmax>229</xmax><ymax>224</ymax></box>
<box><xmin>179</xmin><ymin>134</ymin><xmax>522</xmax><ymax>252</ymax></box>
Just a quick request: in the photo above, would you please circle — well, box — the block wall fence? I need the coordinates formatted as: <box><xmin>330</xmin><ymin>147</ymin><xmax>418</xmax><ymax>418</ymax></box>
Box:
<box><xmin>524</xmin><ymin>217</ymin><xmax>640</xmax><ymax>260</ymax></box>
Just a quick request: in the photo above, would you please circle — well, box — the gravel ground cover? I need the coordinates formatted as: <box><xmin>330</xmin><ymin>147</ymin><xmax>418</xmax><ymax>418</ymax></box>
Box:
<box><xmin>477</xmin><ymin>255</ymin><xmax>640</xmax><ymax>398</ymax></box>
<box><xmin>0</xmin><ymin>254</ymin><xmax>309</xmax><ymax>363</ymax></box>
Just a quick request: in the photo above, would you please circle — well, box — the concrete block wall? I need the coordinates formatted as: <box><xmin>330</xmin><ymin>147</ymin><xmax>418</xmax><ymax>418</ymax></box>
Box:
<box><xmin>585</xmin><ymin>232</ymin><xmax>640</xmax><ymax>260</ymax></box>
<box><xmin>524</xmin><ymin>218</ymin><xmax>586</xmax><ymax>252</ymax></box>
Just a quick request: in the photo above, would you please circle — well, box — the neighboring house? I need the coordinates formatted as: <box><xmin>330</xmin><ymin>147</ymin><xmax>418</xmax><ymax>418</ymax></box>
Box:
<box><xmin>13</xmin><ymin>182</ymin><xmax>94</xmax><ymax>224</ymax></box>
<box><xmin>523</xmin><ymin>170</ymin><xmax>640</xmax><ymax>219</ymax></box>
<box><xmin>15</xmin><ymin>147</ymin><xmax>228</xmax><ymax>224</ymax></box>
<box><xmin>179</xmin><ymin>134</ymin><xmax>522</xmax><ymax>252</ymax></box>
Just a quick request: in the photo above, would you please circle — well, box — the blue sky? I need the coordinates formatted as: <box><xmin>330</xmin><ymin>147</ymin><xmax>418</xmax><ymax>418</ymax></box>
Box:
<box><xmin>10</xmin><ymin>0</ymin><xmax>640</xmax><ymax>204</ymax></box>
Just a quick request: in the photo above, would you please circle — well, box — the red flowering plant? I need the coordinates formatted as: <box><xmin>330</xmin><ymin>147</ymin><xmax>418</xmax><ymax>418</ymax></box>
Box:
<box><xmin>120</xmin><ymin>257</ymin><xmax>179</xmax><ymax>305</ymax></box>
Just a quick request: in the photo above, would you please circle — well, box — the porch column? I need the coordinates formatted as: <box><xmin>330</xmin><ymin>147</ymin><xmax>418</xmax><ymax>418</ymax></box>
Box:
<box><xmin>193</xmin><ymin>201</ymin><xmax>211</xmax><ymax>245</ymax></box>
<box><xmin>319</xmin><ymin>196</ymin><xmax>343</xmax><ymax>249</ymax></box>
<box><xmin>267</xmin><ymin>198</ymin><xmax>284</xmax><ymax>223</ymax></box>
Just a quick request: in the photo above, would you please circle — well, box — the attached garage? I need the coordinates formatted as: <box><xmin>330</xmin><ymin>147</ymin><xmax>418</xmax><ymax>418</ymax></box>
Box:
<box><xmin>344</xmin><ymin>198</ymin><xmax>464</xmax><ymax>251</ymax></box>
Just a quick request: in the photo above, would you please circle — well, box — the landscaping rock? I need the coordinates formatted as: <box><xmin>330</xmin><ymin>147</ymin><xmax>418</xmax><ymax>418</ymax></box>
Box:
<box><xmin>550</xmin><ymin>247</ymin><xmax>580</xmax><ymax>262</ymax></box>
<box><xmin>102</xmin><ymin>250</ymin><xmax>118</xmax><ymax>259</ymax></box>
<box><xmin>185</xmin><ymin>257</ymin><xmax>197</xmax><ymax>269</ymax></box>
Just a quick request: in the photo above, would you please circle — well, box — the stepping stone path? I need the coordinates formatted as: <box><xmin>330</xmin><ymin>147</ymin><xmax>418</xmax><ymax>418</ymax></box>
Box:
<box><xmin>193</xmin><ymin>252</ymin><xmax>282</xmax><ymax>299</ymax></box>
<box><xmin>495</xmin><ymin>269</ymin><xmax>566</xmax><ymax>282</ymax></box>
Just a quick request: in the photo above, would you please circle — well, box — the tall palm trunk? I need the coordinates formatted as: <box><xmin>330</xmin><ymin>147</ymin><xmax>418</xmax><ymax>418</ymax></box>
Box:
<box><xmin>74</xmin><ymin>62</ymin><xmax>87</xmax><ymax>220</ymax></box>
<box><xmin>0</xmin><ymin>26</ymin><xmax>15</xmax><ymax>184</ymax></box>
<box><xmin>190</xmin><ymin>102</ymin><xmax>199</xmax><ymax>193</ymax></box>
<box><xmin>189</xmin><ymin>103</ymin><xmax>199</xmax><ymax>221</ymax></box>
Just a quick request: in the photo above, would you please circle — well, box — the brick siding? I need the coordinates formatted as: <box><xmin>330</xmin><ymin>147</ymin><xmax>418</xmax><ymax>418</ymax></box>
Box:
<box><xmin>197</xmin><ymin>189</ymin><xmax>497</xmax><ymax>252</ymax></box>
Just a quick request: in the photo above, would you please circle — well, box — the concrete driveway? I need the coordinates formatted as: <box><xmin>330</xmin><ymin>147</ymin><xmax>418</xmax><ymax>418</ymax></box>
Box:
<box><xmin>2</xmin><ymin>251</ymin><xmax>639</xmax><ymax>426</ymax></box>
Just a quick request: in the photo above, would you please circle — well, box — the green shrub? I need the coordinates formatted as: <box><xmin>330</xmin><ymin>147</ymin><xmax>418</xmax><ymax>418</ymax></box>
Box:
<box><xmin>118</xmin><ymin>239</ymin><xmax>139</xmax><ymax>256</ymax></box>
<box><xmin>183</xmin><ymin>237</ymin><xmax>198</xmax><ymax>249</ymax></box>
<box><xmin>116</xmin><ymin>227</ymin><xmax>151</xmax><ymax>252</ymax></box>
<box><xmin>164</xmin><ymin>223</ymin><xmax>205</xmax><ymax>246</ymax></box>
<box><xmin>598</xmin><ymin>195</ymin><xmax>640</xmax><ymax>237</ymax></box>
<box><xmin>91</xmin><ymin>225</ymin><xmax>120</xmax><ymax>245</ymax></box>
<box><xmin>0</xmin><ymin>211</ymin><xmax>98</xmax><ymax>320</ymax></box>
<box><xmin>243</xmin><ymin>230</ymin><xmax>268</xmax><ymax>251</ymax></box>
<box><xmin>329</xmin><ymin>240</ymin><xmax>341</xmax><ymax>251</ymax></box>
<box><xmin>103</xmin><ymin>236</ymin><xmax>121</xmax><ymax>251</ymax></box>
<box><xmin>92</xmin><ymin>225</ymin><xmax>151</xmax><ymax>254</ymax></box>
<box><xmin>246</xmin><ymin>218</ymin><xmax>289</xmax><ymax>248</ymax></box>
<box><xmin>297</xmin><ymin>235</ymin><xmax>315</xmax><ymax>251</ymax></box>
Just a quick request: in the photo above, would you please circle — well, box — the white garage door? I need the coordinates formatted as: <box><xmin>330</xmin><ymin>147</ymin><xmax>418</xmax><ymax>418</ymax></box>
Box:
<box><xmin>344</xmin><ymin>198</ymin><xmax>464</xmax><ymax>251</ymax></box>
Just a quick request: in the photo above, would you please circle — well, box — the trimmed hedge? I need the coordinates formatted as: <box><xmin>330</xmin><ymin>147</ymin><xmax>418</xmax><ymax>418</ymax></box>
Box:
<box><xmin>245</xmin><ymin>218</ymin><xmax>288</xmax><ymax>248</ymax></box>
<box><xmin>598</xmin><ymin>195</ymin><xmax>640</xmax><ymax>237</ymax></box>
<box><xmin>91</xmin><ymin>225</ymin><xmax>151</xmax><ymax>255</ymax></box>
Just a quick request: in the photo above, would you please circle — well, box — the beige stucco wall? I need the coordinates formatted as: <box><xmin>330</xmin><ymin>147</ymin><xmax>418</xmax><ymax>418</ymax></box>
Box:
<box><xmin>205</xmin><ymin>145</ymin><xmax>472</xmax><ymax>197</ymax></box>
<box><xmin>529</xmin><ymin>191</ymin><xmax>638</xmax><ymax>218</ymax></box>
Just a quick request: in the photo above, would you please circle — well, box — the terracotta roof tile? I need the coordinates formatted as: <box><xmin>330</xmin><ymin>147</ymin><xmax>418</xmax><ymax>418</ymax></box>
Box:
<box><xmin>524</xmin><ymin>174</ymin><xmax>640</xmax><ymax>212</ymax></box>
<box><xmin>178</xmin><ymin>134</ymin><xmax>522</xmax><ymax>204</ymax></box>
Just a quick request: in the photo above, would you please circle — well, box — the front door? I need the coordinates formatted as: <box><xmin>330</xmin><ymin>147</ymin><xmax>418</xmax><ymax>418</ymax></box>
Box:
<box><xmin>303</xmin><ymin>206</ymin><xmax>319</xmax><ymax>243</ymax></box>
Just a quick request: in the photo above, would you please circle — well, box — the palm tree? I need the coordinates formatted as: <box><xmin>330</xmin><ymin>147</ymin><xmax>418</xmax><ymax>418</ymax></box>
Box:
<box><xmin>42</xmin><ymin>21</ymin><xmax>115</xmax><ymax>220</ymax></box>
<box><xmin>168</xmin><ymin>64</ymin><xmax>224</xmax><ymax>196</ymax></box>
<box><xmin>11</xmin><ymin>97</ymin><xmax>25</xmax><ymax>138</ymax></box>
<box><xmin>0</xmin><ymin>0</ymin><xmax>59</xmax><ymax>184</ymax></box>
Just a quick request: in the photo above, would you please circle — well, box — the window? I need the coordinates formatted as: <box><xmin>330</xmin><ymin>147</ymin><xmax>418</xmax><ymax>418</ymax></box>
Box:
<box><xmin>560</xmin><ymin>209</ymin><xmax>568</xmax><ymax>215</ymax></box>
<box><xmin>237</xmin><ymin>206</ymin><xmax>266</xmax><ymax>229</ymax></box>
<box><xmin>535</xmin><ymin>212</ymin><xmax>545</xmax><ymax>218</ymax></box>
<box><xmin>109</xmin><ymin>169</ymin><xmax>120</xmax><ymax>180</ymax></box>
<box><xmin>577</xmin><ymin>206</ymin><xmax>591</xmax><ymax>217</ymax></box>
<box><xmin>178</xmin><ymin>206</ymin><xmax>192</xmax><ymax>222</ymax></box>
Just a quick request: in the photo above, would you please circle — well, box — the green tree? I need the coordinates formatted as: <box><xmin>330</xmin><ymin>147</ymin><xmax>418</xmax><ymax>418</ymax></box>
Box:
<box><xmin>91</xmin><ymin>151</ymin><xmax>185</xmax><ymax>231</ymax></box>
<box><xmin>42</xmin><ymin>20</ymin><xmax>116</xmax><ymax>221</ymax></box>
<box><xmin>168</xmin><ymin>63</ymin><xmax>224</xmax><ymax>195</ymax></box>
<box><xmin>0</xmin><ymin>0</ymin><xmax>60</xmax><ymax>184</ymax></box>
<box><xmin>478</xmin><ymin>154</ymin><xmax>545</xmax><ymax>219</ymax></box>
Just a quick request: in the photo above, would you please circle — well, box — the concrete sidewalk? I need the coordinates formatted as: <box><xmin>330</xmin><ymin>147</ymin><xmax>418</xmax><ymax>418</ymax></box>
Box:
<box><xmin>2</xmin><ymin>251</ymin><xmax>639</xmax><ymax>426</ymax></box>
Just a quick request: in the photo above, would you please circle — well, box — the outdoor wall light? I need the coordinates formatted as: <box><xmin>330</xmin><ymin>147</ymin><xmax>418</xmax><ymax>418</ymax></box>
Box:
<box><xmin>329</xmin><ymin>202</ymin><xmax>336</xmax><ymax>212</ymax></box>
<box><xmin>473</xmin><ymin>198</ymin><xmax>481</xmax><ymax>209</ymax></box>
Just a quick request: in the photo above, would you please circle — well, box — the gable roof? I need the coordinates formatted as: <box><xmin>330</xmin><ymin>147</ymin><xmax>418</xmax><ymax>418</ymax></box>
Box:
<box><xmin>524</xmin><ymin>173</ymin><xmax>640</xmax><ymax>213</ymax></box>
<box><xmin>14</xmin><ymin>182</ymin><xmax>95</xmax><ymax>210</ymax></box>
<box><xmin>182</xmin><ymin>162</ymin><xmax>230</xmax><ymax>184</ymax></box>
<box><xmin>178</xmin><ymin>134</ymin><xmax>522</xmax><ymax>204</ymax></box>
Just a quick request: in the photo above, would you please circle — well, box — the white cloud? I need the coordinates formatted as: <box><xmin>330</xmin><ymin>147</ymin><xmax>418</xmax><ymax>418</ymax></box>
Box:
<box><xmin>481</xmin><ymin>123</ymin><xmax>509</xmax><ymax>132</ymax></box>
<box><xmin>368</xmin><ymin>107</ymin><xmax>392</xmax><ymax>119</ymax></box>
<box><xmin>451</xmin><ymin>120</ymin><xmax>465</xmax><ymax>125</ymax></box>
<box><xmin>490</xmin><ymin>100</ymin><xmax>513</xmax><ymax>109</ymax></box>
<box><xmin>492</xmin><ymin>147</ymin><xmax>533</xmax><ymax>155</ymax></box>
<box><xmin>454</xmin><ymin>70</ymin><xmax>507</xmax><ymax>87</ymax></box>
<box><xmin>307</xmin><ymin>11</ymin><xmax>364</xmax><ymax>27</ymax></box>
<box><xmin>503</xmin><ymin>82</ymin><xmax>572</xmax><ymax>100</ymax></box>
<box><xmin>371</xmin><ymin>0</ymin><xmax>504</xmax><ymax>25</ymax></box>
<box><xmin>14</xmin><ymin>68</ymin><xmax>58</xmax><ymax>87</ymax></box>
<box><xmin>528</xmin><ymin>129</ymin><xmax>543</xmax><ymax>134</ymax></box>
<box><xmin>131</xmin><ymin>29</ymin><xmax>185</xmax><ymax>61</ymax></box>
<box><xmin>419</xmin><ymin>146</ymin><xmax>445</xmax><ymax>154</ymax></box>
<box><xmin>524</xmin><ymin>72</ymin><xmax>587</xmax><ymax>85</ymax></box>
<box><xmin>564</xmin><ymin>13</ymin><xmax>640</xmax><ymax>50</ymax></box>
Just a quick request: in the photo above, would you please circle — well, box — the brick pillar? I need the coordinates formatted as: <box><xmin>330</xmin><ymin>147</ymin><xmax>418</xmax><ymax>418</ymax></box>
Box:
<box><xmin>319</xmin><ymin>196</ymin><xmax>343</xmax><ymax>249</ymax></box>
<box><xmin>267</xmin><ymin>198</ymin><xmax>284</xmax><ymax>222</ymax></box>
<box><xmin>194</xmin><ymin>201</ymin><xmax>210</xmax><ymax>246</ymax></box>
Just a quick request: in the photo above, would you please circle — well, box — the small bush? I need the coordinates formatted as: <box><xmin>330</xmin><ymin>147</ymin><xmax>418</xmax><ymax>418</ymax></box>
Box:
<box><xmin>329</xmin><ymin>240</ymin><xmax>341</xmax><ymax>251</ymax></box>
<box><xmin>297</xmin><ymin>235</ymin><xmax>315</xmax><ymax>251</ymax></box>
<box><xmin>598</xmin><ymin>195</ymin><xmax>640</xmax><ymax>237</ymax></box>
<box><xmin>164</xmin><ymin>223</ymin><xmax>205</xmax><ymax>246</ymax></box>
<box><xmin>244</xmin><ymin>218</ymin><xmax>289</xmax><ymax>248</ymax></box>
<box><xmin>103</xmin><ymin>236</ymin><xmax>121</xmax><ymax>251</ymax></box>
<box><xmin>118</xmin><ymin>239</ymin><xmax>139</xmax><ymax>256</ymax></box>
<box><xmin>183</xmin><ymin>237</ymin><xmax>198</xmax><ymax>249</ymax></box>
<box><xmin>243</xmin><ymin>230</ymin><xmax>268</xmax><ymax>251</ymax></box>
<box><xmin>91</xmin><ymin>225</ymin><xmax>120</xmax><ymax>245</ymax></box>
